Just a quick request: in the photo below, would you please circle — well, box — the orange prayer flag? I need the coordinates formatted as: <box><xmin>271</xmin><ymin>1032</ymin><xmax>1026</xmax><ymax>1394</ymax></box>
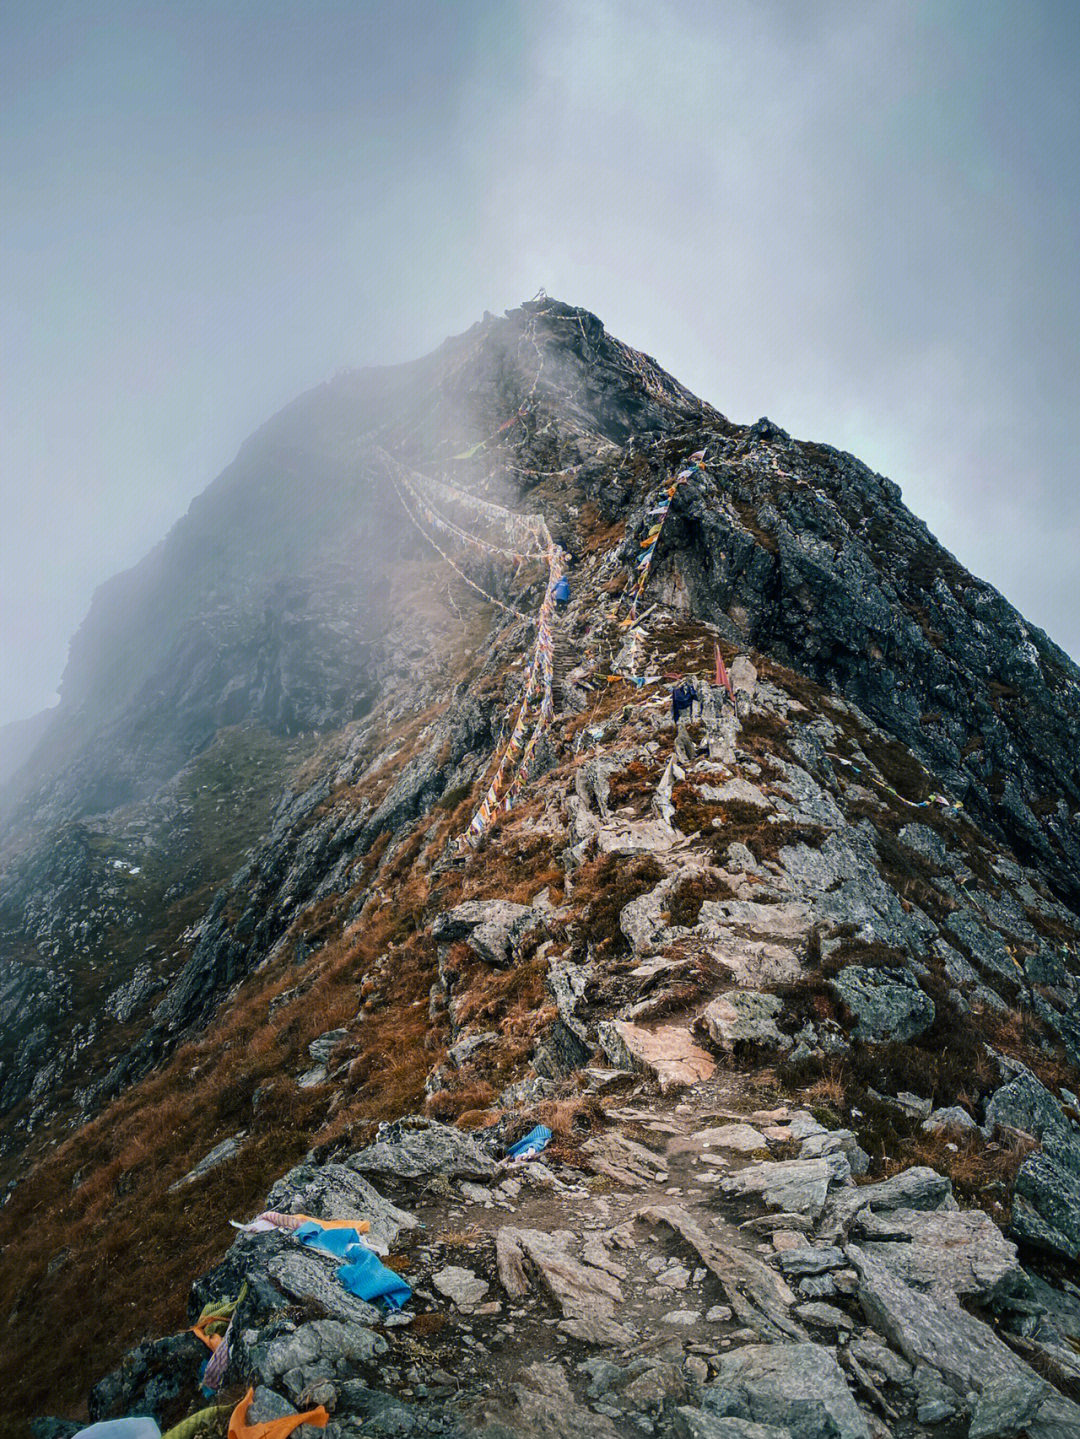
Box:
<box><xmin>229</xmin><ymin>1386</ymin><xmax>329</xmax><ymax>1439</ymax></box>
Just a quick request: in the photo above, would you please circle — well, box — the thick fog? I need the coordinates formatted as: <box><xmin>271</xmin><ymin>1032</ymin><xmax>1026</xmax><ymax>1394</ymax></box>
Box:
<box><xmin>3</xmin><ymin>0</ymin><xmax>1078</xmax><ymax>725</ymax></box>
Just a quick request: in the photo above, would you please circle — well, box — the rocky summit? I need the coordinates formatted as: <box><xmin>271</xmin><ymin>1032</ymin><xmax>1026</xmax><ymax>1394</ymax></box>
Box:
<box><xmin>2</xmin><ymin>299</ymin><xmax>1079</xmax><ymax>1439</ymax></box>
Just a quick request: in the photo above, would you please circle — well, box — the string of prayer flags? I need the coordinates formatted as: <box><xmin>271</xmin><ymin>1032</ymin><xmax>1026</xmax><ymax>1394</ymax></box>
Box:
<box><xmin>612</xmin><ymin>454</ymin><xmax>706</xmax><ymax>626</ymax></box>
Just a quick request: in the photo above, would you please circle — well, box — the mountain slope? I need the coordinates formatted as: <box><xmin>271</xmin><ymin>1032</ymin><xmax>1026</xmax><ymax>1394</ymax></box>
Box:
<box><xmin>1</xmin><ymin>300</ymin><xmax>1079</xmax><ymax>1436</ymax></box>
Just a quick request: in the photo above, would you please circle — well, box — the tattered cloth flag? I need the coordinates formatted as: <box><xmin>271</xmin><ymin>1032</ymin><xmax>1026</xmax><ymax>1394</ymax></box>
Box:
<box><xmin>228</xmin><ymin>1386</ymin><xmax>328</xmax><ymax>1439</ymax></box>
<box><xmin>715</xmin><ymin>644</ymin><xmax>735</xmax><ymax>704</ymax></box>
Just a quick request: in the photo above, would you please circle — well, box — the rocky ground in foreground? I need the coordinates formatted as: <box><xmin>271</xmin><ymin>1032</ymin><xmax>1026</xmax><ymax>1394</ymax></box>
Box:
<box><xmin>46</xmin><ymin>1088</ymin><xmax>1080</xmax><ymax>1439</ymax></box>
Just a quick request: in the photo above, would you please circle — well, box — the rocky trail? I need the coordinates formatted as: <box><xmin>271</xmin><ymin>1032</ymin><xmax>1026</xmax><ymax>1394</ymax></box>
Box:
<box><xmin>70</xmin><ymin>1073</ymin><xmax>1080</xmax><ymax>1439</ymax></box>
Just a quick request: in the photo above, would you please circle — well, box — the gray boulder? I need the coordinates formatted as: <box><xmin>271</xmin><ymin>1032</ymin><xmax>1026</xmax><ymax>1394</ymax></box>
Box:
<box><xmin>1011</xmin><ymin>1128</ymin><xmax>1080</xmax><ymax>1262</ymax></box>
<box><xmin>673</xmin><ymin>1409</ymin><xmax>792</xmax><ymax>1439</ymax></box>
<box><xmin>829</xmin><ymin>965</ymin><xmax>934</xmax><ymax>1041</ymax></box>
<box><xmin>87</xmin><ymin>1329</ymin><xmax>205</xmax><ymax>1423</ymax></box>
<box><xmin>819</xmin><ymin>1164</ymin><xmax>954</xmax><ymax>1242</ymax></box>
<box><xmin>702</xmin><ymin>1342</ymin><xmax>870</xmax><ymax>1439</ymax></box>
<box><xmin>266</xmin><ymin>1160</ymin><xmax>418</xmax><ymax>1251</ymax></box>
<box><xmin>702</xmin><ymin>991</ymin><xmax>791</xmax><ymax>1051</ymax></box>
<box><xmin>349</xmin><ymin>1117</ymin><xmax>498</xmax><ymax>1185</ymax></box>
<box><xmin>721</xmin><ymin>1153</ymin><xmax>851</xmax><ymax>1219</ymax></box>
<box><xmin>984</xmin><ymin>1067</ymin><xmax>1070</xmax><ymax>1141</ymax></box>
<box><xmin>257</xmin><ymin>1318</ymin><xmax>387</xmax><ymax>1399</ymax></box>
<box><xmin>922</xmin><ymin>1105</ymin><xmax>978</xmax><ymax>1134</ymax></box>
<box><xmin>968</xmin><ymin>1373</ymin><xmax>1080</xmax><ymax>1439</ymax></box>
<box><xmin>850</xmin><ymin>1206</ymin><xmax>1026</xmax><ymax>1304</ymax></box>
<box><xmin>432</xmin><ymin>899</ymin><xmax>541</xmax><ymax>966</ymax></box>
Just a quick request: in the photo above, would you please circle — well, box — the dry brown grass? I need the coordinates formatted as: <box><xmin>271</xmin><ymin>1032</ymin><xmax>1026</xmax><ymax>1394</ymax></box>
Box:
<box><xmin>885</xmin><ymin>1128</ymin><xmax>1037</xmax><ymax>1222</ymax></box>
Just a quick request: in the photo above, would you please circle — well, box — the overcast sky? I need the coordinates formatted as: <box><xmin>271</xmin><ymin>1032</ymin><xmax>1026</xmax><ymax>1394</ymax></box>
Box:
<box><xmin>3</xmin><ymin>0</ymin><xmax>1078</xmax><ymax>725</ymax></box>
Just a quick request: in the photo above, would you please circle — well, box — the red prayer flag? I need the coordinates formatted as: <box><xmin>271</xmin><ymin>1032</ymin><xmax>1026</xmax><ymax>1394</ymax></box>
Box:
<box><xmin>716</xmin><ymin>644</ymin><xmax>735</xmax><ymax>703</ymax></box>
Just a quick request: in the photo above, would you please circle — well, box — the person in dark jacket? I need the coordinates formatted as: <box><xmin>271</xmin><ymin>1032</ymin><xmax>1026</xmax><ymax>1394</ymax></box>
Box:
<box><xmin>552</xmin><ymin>575</ymin><xmax>571</xmax><ymax>607</ymax></box>
<box><xmin>671</xmin><ymin>676</ymin><xmax>699</xmax><ymax>725</ymax></box>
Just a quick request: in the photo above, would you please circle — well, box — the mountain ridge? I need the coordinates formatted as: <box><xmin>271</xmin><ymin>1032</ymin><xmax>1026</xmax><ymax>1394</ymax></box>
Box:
<box><xmin>1</xmin><ymin>299</ymin><xmax>1079</xmax><ymax>1437</ymax></box>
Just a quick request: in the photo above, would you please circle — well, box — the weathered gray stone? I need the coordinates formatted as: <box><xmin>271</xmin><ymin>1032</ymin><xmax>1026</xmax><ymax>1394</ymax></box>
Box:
<box><xmin>851</xmin><ymin>1206</ymin><xmax>1026</xmax><ymax>1304</ymax></box>
<box><xmin>308</xmin><ymin>1028</ymin><xmax>349</xmax><ymax>1065</ymax></box>
<box><xmin>922</xmin><ymin>1105</ymin><xmax>978</xmax><ymax>1133</ymax></box>
<box><xmin>488</xmin><ymin>1361</ymin><xmax>621</xmax><ymax>1438</ymax></box>
<box><xmin>968</xmin><ymin>1372</ymin><xmax>1080</xmax><ymax>1439</ymax></box>
<box><xmin>945</xmin><ymin>910</ymin><xmax>1020</xmax><ymax>982</ymax></box>
<box><xmin>697</xmin><ymin>899</ymin><xmax>812</xmax><ymax>944</ymax></box>
<box><xmin>704</xmin><ymin>936</ymin><xmax>803</xmax><ymax>990</ymax></box>
<box><xmin>432</xmin><ymin>899</ymin><xmax>541</xmax><ymax>967</ymax></box>
<box><xmin>798</xmin><ymin>1128</ymin><xmax>870</xmax><ymax>1177</ymax></box>
<box><xmin>848</xmin><ymin>1243</ymin><xmax>1028</xmax><ymax>1395</ymax></box>
<box><xmin>642</xmin><ymin>1204</ymin><xmax>805</xmax><ymax>1341</ymax></box>
<box><xmin>1011</xmin><ymin>1128</ymin><xmax>1080</xmax><ymax>1261</ymax></box>
<box><xmin>701</xmin><ymin>990</ymin><xmax>792</xmax><ymax>1052</ymax></box>
<box><xmin>721</xmin><ymin>1153</ymin><xmax>851</xmax><ymax>1218</ymax></box>
<box><xmin>703</xmin><ymin>1343</ymin><xmax>870</xmax><ymax>1439</ymax></box>
<box><xmin>984</xmin><ymin>1067</ymin><xmax>1071</xmax><ymax>1141</ymax></box>
<box><xmin>819</xmin><ymin>1164</ymin><xmax>954</xmax><ymax>1241</ymax></box>
<box><xmin>673</xmin><ymin>1409</ymin><xmax>791</xmax><ymax>1439</ymax></box>
<box><xmin>847</xmin><ymin>1337</ymin><xmax>912</xmax><ymax>1386</ymax></box>
<box><xmin>829</xmin><ymin>965</ymin><xmax>934</xmax><ymax>1041</ymax></box>
<box><xmin>581</xmin><ymin>1129</ymin><xmax>668</xmax><ymax>1187</ymax></box>
<box><xmin>696</xmin><ymin>1122</ymin><xmax>769</xmax><ymax>1153</ymax></box>
<box><xmin>88</xmin><ymin>1330</ymin><xmax>205</xmax><ymax>1423</ymax></box>
<box><xmin>795</xmin><ymin>1301</ymin><xmax>854</xmax><ymax>1333</ymax></box>
<box><xmin>167</xmin><ymin>1131</ymin><xmax>246</xmax><ymax>1190</ymax></box>
<box><xmin>266</xmin><ymin>1249</ymin><xmax>383</xmax><ymax>1328</ymax></box>
<box><xmin>264</xmin><ymin>1160</ymin><xmax>418</xmax><ymax>1253</ymax></box>
<box><xmin>431</xmin><ymin>1264</ymin><xmax>489</xmax><ymax>1311</ymax></box>
<box><xmin>777</xmin><ymin>1246</ymin><xmax>846</xmax><ymax>1277</ymax></box>
<box><xmin>348</xmin><ymin>1118</ymin><xmax>498</xmax><ymax>1185</ymax></box>
<box><xmin>259</xmin><ymin>1319</ymin><xmax>386</xmax><ymax>1387</ymax></box>
<box><xmin>494</xmin><ymin>1227</ymin><xmax>633</xmax><ymax>1346</ymax></box>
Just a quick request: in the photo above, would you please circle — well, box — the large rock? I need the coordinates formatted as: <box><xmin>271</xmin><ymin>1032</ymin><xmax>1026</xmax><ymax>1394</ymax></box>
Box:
<box><xmin>984</xmin><ymin>1067</ymin><xmax>1070</xmax><ymax>1141</ymax></box>
<box><xmin>432</xmin><ymin>899</ymin><xmax>541</xmax><ymax>967</ymax></box>
<box><xmin>494</xmin><ymin>1226</ymin><xmax>634</xmax><ymax>1346</ymax></box>
<box><xmin>702</xmin><ymin>1343</ymin><xmax>870</xmax><ymax>1439</ymax></box>
<box><xmin>674</xmin><ymin>1411</ymin><xmax>791</xmax><ymax>1439</ymax></box>
<box><xmin>701</xmin><ymin>992</ymin><xmax>791</xmax><ymax>1052</ymax></box>
<box><xmin>432</xmin><ymin>1264</ymin><xmax>489</xmax><ymax>1311</ymax></box>
<box><xmin>968</xmin><ymin>1373</ymin><xmax>1080</xmax><ymax>1439</ymax></box>
<box><xmin>1011</xmin><ymin>1128</ymin><xmax>1080</xmax><ymax>1262</ymax></box>
<box><xmin>855</xmin><ymin>1244</ymin><xmax>1080</xmax><ymax>1435</ymax></box>
<box><xmin>642</xmin><ymin>1205</ymin><xmax>804</xmax><ymax>1341</ymax></box>
<box><xmin>851</xmin><ymin>1206</ymin><xmax>1026</xmax><ymax>1303</ymax></box>
<box><xmin>819</xmin><ymin>1164</ymin><xmax>954</xmax><ymax>1242</ymax></box>
<box><xmin>697</xmin><ymin>899</ymin><xmax>812</xmax><ymax>943</ymax></box>
<box><xmin>829</xmin><ymin>964</ymin><xmax>934</xmax><ymax>1041</ymax></box>
<box><xmin>87</xmin><ymin>1330</ymin><xmax>205</xmax><ymax>1423</ymax></box>
<box><xmin>721</xmin><ymin>1153</ymin><xmax>851</xmax><ymax>1218</ymax></box>
<box><xmin>701</xmin><ymin>936</ymin><xmax>802</xmax><ymax>988</ymax></box>
<box><xmin>597</xmin><ymin>1019</ymin><xmax>715</xmax><ymax>1094</ymax></box>
<box><xmin>257</xmin><ymin>1318</ymin><xmax>386</xmax><ymax>1394</ymax></box>
<box><xmin>348</xmin><ymin>1117</ymin><xmax>498</xmax><ymax>1185</ymax></box>
<box><xmin>267</xmin><ymin>1248</ymin><xmax>384</xmax><ymax>1327</ymax></box>
<box><xmin>266</xmin><ymin>1160</ymin><xmax>418</xmax><ymax>1251</ymax></box>
<box><xmin>848</xmin><ymin>1242</ymin><xmax>1028</xmax><ymax>1394</ymax></box>
<box><xmin>595</xmin><ymin>817</ymin><xmax>682</xmax><ymax>855</ymax></box>
<box><xmin>485</xmin><ymin>1361</ymin><xmax>621</xmax><ymax>1438</ymax></box>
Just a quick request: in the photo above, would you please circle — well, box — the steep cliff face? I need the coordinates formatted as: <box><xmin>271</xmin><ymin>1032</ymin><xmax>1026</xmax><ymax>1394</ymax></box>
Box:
<box><xmin>2</xmin><ymin>301</ymin><xmax>1080</xmax><ymax>1437</ymax></box>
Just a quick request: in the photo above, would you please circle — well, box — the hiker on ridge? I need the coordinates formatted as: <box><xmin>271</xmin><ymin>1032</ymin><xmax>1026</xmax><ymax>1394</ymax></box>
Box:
<box><xmin>671</xmin><ymin>675</ymin><xmax>699</xmax><ymax>726</ymax></box>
